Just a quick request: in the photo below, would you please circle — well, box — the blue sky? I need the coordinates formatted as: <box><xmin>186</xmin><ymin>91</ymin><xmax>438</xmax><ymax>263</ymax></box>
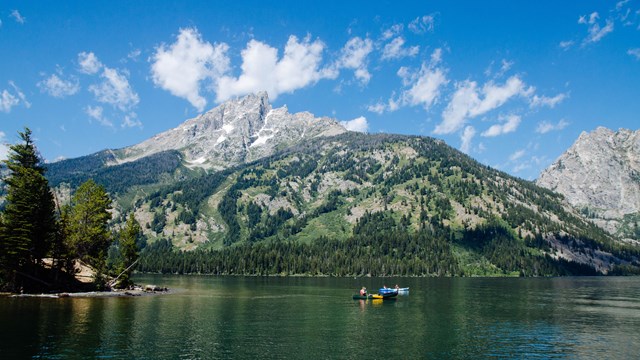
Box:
<box><xmin>1</xmin><ymin>0</ymin><xmax>638</xmax><ymax>180</ymax></box>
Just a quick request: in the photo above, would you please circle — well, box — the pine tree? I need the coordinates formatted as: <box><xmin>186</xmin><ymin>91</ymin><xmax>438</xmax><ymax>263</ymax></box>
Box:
<box><xmin>0</xmin><ymin>128</ymin><xmax>57</xmax><ymax>289</ymax></box>
<box><xmin>114</xmin><ymin>213</ymin><xmax>142</xmax><ymax>288</ymax></box>
<box><xmin>67</xmin><ymin>179</ymin><xmax>112</xmax><ymax>269</ymax></box>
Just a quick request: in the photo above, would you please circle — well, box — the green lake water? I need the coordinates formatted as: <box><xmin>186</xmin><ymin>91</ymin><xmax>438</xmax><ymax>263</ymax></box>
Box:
<box><xmin>1</xmin><ymin>275</ymin><xmax>639</xmax><ymax>359</ymax></box>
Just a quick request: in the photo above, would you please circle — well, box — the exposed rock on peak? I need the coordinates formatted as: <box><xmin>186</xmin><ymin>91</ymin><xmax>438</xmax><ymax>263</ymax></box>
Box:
<box><xmin>537</xmin><ymin>127</ymin><xmax>640</xmax><ymax>235</ymax></box>
<box><xmin>116</xmin><ymin>92</ymin><xmax>347</xmax><ymax>169</ymax></box>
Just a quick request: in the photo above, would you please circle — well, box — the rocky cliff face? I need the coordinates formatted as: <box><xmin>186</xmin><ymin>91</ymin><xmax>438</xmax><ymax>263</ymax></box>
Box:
<box><xmin>115</xmin><ymin>92</ymin><xmax>346</xmax><ymax>170</ymax></box>
<box><xmin>537</xmin><ymin>127</ymin><xmax>640</xmax><ymax>235</ymax></box>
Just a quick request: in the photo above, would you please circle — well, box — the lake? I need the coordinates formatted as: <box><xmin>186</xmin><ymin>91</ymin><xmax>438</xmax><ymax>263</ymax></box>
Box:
<box><xmin>1</xmin><ymin>276</ymin><xmax>639</xmax><ymax>359</ymax></box>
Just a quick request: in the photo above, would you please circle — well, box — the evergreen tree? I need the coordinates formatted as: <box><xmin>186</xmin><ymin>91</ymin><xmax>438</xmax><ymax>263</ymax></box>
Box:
<box><xmin>114</xmin><ymin>213</ymin><xmax>141</xmax><ymax>288</ymax></box>
<box><xmin>0</xmin><ymin>128</ymin><xmax>56</xmax><ymax>289</ymax></box>
<box><xmin>67</xmin><ymin>179</ymin><xmax>112</xmax><ymax>270</ymax></box>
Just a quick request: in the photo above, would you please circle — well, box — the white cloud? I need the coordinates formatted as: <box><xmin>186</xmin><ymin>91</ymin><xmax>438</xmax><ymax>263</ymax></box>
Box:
<box><xmin>78</xmin><ymin>52</ymin><xmax>103</xmax><ymax>74</ymax></box>
<box><xmin>400</xmin><ymin>62</ymin><xmax>448</xmax><ymax>109</ymax></box>
<box><xmin>367</xmin><ymin>102</ymin><xmax>386</xmax><ymax>114</ymax></box>
<box><xmin>216</xmin><ymin>35</ymin><xmax>332</xmax><ymax>102</ymax></box>
<box><xmin>483</xmin><ymin>59</ymin><xmax>514</xmax><ymax>79</ymax></box>
<box><xmin>437</xmin><ymin>76</ymin><xmax>530</xmax><ymax>135</ymax></box>
<box><xmin>89</xmin><ymin>67</ymin><xmax>139</xmax><ymax>111</ymax></box>
<box><xmin>530</xmin><ymin>93</ymin><xmax>567</xmax><ymax>108</ymax></box>
<box><xmin>151</xmin><ymin>27</ymin><xmax>230</xmax><ymax>111</ymax></box>
<box><xmin>367</xmin><ymin>95</ymin><xmax>401</xmax><ymax>115</ymax></box>
<box><xmin>535</xmin><ymin>119</ymin><xmax>569</xmax><ymax>134</ymax></box>
<box><xmin>85</xmin><ymin>105</ymin><xmax>113</xmax><ymax>127</ymax></box>
<box><xmin>1</xmin><ymin>82</ymin><xmax>30</xmax><ymax>112</ymax></box>
<box><xmin>460</xmin><ymin>126</ymin><xmax>475</xmax><ymax>154</ymax></box>
<box><xmin>335</xmin><ymin>37</ymin><xmax>374</xmax><ymax>84</ymax></box>
<box><xmin>9</xmin><ymin>81</ymin><xmax>30</xmax><ymax>109</ymax></box>
<box><xmin>127</xmin><ymin>49</ymin><xmax>141</xmax><ymax>61</ymax></box>
<box><xmin>481</xmin><ymin>114</ymin><xmax>521</xmax><ymax>137</ymax></box>
<box><xmin>381</xmin><ymin>37</ymin><xmax>420</xmax><ymax>60</ymax></box>
<box><xmin>579</xmin><ymin>12</ymin><xmax>614</xmax><ymax>44</ymax></box>
<box><xmin>509</xmin><ymin>149</ymin><xmax>526</xmax><ymax>161</ymax></box>
<box><xmin>408</xmin><ymin>14</ymin><xmax>436</xmax><ymax>34</ymax></box>
<box><xmin>37</xmin><ymin>73</ymin><xmax>80</xmax><ymax>98</ymax></box>
<box><xmin>340</xmin><ymin>116</ymin><xmax>369</xmax><ymax>132</ymax></box>
<box><xmin>10</xmin><ymin>10</ymin><xmax>25</xmax><ymax>24</ymax></box>
<box><xmin>381</xmin><ymin>24</ymin><xmax>403</xmax><ymax>40</ymax></box>
<box><xmin>122</xmin><ymin>113</ymin><xmax>142</xmax><ymax>128</ymax></box>
<box><xmin>0</xmin><ymin>89</ymin><xmax>19</xmax><ymax>113</ymax></box>
<box><xmin>628</xmin><ymin>48</ymin><xmax>640</xmax><ymax>60</ymax></box>
<box><xmin>559</xmin><ymin>40</ymin><xmax>575</xmax><ymax>50</ymax></box>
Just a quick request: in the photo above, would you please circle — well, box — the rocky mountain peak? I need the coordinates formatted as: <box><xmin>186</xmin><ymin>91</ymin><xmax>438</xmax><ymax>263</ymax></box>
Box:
<box><xmin>115</xmin><ymin>92</ymin><xmax>347</xmax><ymax>170</ymax></box>
<box><xmin>537</xmin><ymin>127</ymin><xmax>640</xmax><ymax>234</ymax></box>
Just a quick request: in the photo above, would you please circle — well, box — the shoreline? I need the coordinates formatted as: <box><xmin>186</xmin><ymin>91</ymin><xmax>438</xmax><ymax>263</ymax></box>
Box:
<box><xmin>3</xmin><ymin>285</ymin><xmax>170</xmax><ymax>299</ymax></box>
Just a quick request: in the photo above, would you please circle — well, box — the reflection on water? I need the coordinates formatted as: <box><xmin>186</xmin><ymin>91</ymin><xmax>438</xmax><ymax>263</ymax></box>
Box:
<box><xmin>1</xmin><ymin>276</ymin><xmax>639</xmax><ymax>359</ymax></box>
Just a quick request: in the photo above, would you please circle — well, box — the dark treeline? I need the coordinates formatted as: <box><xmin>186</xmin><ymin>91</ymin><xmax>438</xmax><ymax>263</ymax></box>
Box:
<box><xmin>138</xmin><ymin>210</ymin><xmax>599</xmax><ymax>277</ymax></box>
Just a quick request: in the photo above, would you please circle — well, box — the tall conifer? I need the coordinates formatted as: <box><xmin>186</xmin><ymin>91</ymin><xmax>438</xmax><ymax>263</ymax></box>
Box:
<box><xmin>0</xmin><ymin>128</ymin><xmax>57</xmax><ymax>288</ymax></box>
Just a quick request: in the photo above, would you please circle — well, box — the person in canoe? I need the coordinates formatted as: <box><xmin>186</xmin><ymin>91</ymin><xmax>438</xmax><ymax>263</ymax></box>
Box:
<box><xmin>360</xmin><ymin>287</ymin><xmax>367</xmax><ymax>296</ymax></box>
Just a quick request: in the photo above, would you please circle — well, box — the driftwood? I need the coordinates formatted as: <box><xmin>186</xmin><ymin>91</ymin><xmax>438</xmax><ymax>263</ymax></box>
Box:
<box><xmin>107</xmin><ymin>259</ymin><xmax>140</xmax><ymax>288</ymax></box>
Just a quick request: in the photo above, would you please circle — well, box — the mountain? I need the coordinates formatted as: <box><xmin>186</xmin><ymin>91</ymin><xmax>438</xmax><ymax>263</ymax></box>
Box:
<box><xmin>113</xmin><ymin>91</ymin><xmax>346</xmax><ymax>170</ymax></box>
<box><xmin>44</xmin><ymin>97</ymin><xmax>640</xmax><ymax>276</ymax></box>
<box><xmin>132</xmin><ymin>132</ymin><xmax>638</xmax><ymax>276</ymax></box>
<box><xmin>537</xmin><ymin>127</ymin><xmax>640</xmax><ymax>240</ymax></box>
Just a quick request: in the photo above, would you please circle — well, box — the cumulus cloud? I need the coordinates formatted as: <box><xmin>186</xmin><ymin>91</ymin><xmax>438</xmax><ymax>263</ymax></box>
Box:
<box><xmin>340</xmin><ymin>116</ymin><xmax>369</xmax><ymax>132</ymax></box>
<box><xmin>89</xmin><ymin>67</ymin><xmax>139</xmax><ymax>111</ymax></box>
<box><xmin>399</xmin><ymin>62</ymin><xmax>448</xmax><ymax>109</ymax></box>
<box><xmin>216</xmin><ymin>35</ymin><xmax>332</xmax><ymax>102</ymax></box>
<box><xmin>460</xmin><ymin>126</ymin><xmax>475</xmax><ymax>154</ymax></box>
<box><xmin>85</xmin><ymin>105</ymin><xmax>113</xmax><ymax>127</ymax></box>
<box><xmin>370</xmin><ymin>49</ymin><xmax>446</xmax><ymax>114</ymax></box>
<box><xmin>381</xmin><ymin>37</ymin><xmax>420</xmax><ymax>60</ymax></box>
<box><xmin>10</xmin><ymin>10</ymin><xmax>25</xmax><ymax>24</ymax></box>
<box><xmin>334</xmin><ymin>37</ymin><xmax>374</xmax><ymax>84</ymax></box>
<box><xmin>535</xmin><ymin>119</ymin><xmax>569</xmax><ymax>134</ymax></box>
<box><xmin>579</xmin><ymin>12</ymin><xmax>614</xmax><ymax>44</ymax></box>
<box><xmin>37</xmin><ymin>73</ymin><xmax>80</xmax><ymax>98</ymax></box>
<box><xmin>78</xmin><ymin>52</ymin><xmax>103</xmax><ymax>74</ymax></box>
<box><xmin>408</xmin><ymin>14</ymin><xmax>436</xmax><ymax>34</ymax></box>
<box><xmin>151</xmin><ymin>27</ymin><xmax>230</xmax><ymax>111</ymax></box>
<box><xmin>628</xmin><ymin>48</ymin><xmax>640</xmax><ymax>60</ymax></box>
<box><xmin>436</xmin><ymin>75</ymin><xmax>531</xmax><ymax>135</ymax></box>
<box><xmin>481</xmin><ymin>114</ymin><xmax>521</xmax><ymax>137</ymax></box>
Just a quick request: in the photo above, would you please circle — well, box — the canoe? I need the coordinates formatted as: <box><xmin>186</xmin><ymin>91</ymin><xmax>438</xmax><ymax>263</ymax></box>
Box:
<box><xmin>396</xmin><ymin>287</ymin><xmax>409</xmax><ymax>292</ymax></box>
<box><xmin>379</xmin><ymin>288</ymin><xmax>399</xmax><ymax>296</ymax></box>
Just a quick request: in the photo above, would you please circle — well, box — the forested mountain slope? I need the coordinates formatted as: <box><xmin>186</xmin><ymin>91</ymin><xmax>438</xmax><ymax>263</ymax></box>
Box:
<box><xmin>121</xmin><ymin>132</ymin><xmax>639</xmax><ymax>276</ymax></box>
